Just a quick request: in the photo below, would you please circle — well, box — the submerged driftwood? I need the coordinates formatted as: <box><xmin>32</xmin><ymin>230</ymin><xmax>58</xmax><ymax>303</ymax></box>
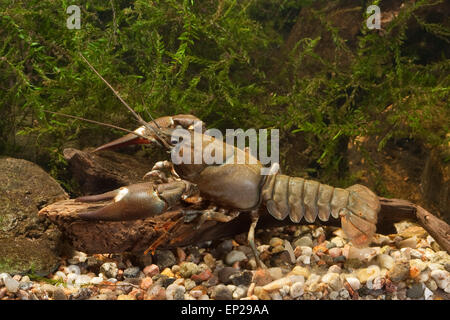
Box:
<box><xmin>43</xmin><ymin>148</ymin><xmax>449</xmax><ymax>254</ymax></box>
<box><xmin>39</xmin><ymin>197</ymin><xmax>450</xmax><ymax>254</ymax></box>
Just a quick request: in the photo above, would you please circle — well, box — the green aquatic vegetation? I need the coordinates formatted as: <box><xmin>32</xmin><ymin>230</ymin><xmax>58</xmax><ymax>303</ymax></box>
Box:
<box><xmin>0</xmin><ymin>0</ymin><xmax>448</xmax><ymax>194</ymax></box>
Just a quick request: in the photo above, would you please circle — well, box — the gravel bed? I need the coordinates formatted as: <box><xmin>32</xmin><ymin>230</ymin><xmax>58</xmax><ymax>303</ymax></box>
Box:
<box><xmin>1</xmin><ymin>222</ymin><xmax>449</xmax><ymax>300</ymax></box>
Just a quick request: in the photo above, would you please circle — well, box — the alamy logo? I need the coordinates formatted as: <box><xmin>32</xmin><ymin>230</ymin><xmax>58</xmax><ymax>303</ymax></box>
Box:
<box><xmin>366</xmin><ymin>5</ymin><xmax>381</xmax><ymax>30</ymax></box>
<box><xmin>66</xmin><ymin>5</ymin><xmax>81</xmax><ymax>29</ymax></box>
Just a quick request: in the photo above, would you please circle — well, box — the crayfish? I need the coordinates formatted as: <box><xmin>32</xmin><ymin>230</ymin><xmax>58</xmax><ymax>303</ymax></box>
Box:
<box><xmin>56</xmin><ymin>55</ymin><xmax>381</xmax><ymax>268</ymax></box>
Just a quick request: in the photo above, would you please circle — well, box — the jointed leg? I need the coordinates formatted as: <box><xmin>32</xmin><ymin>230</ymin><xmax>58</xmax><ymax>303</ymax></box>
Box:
<box><xmin>248</xmin><ymin>210</ymin><xmax>266</xmax><ymax>269</ymax></box>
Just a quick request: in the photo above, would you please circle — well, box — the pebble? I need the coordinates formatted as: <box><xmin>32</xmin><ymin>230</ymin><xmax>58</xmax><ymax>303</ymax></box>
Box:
<box><xmin>212</xmin><ymin>284</ymin><xmax>232</xmax><ymax>300</ymax></box>
<box><xmin>345</xmin><ymin>277</ymin><xmax>361</xmax><ymax>291</ymax></box>
<box><xmin>357</xmin><ymin>265</ymin><xmax>380</xmax><ymax>283</ymax></box>
<box><xmin>262</xmin><ymin>277</ymin><xmax>291</xmax><ymax>291</ymax></box>
<box><xmin>430</xmin><ymin>270</ymin><xmax>449</xmax><ymax>292</ymax></box>
<box><xmin>179</xmin><ymin>262</ymin><xmax>199</xmax><ymax>278</ymax></box>
<box><xmin>140</xmin><ymin>277</ymin><xmax>153</xmax><ymax>290</ymax></box>
<box><xmin>230</xmin><ymin>270</ymin><xmax>252</xmax><ymax>286</ymax></box>
<box><xmin>321</xmin><ymin>273</ymin><xmax>343</xmax><ymax>291</ymax></box>
<box><xmin>252</xmin><ymin>269</ymin><xmax>273</xmax><ymax>286</ymax></box>
<box><xmin>100</xmin><ymin>262</ymin><xmax>118</xmax><ymax>279</ymax></box>
<box><xmin>160</xmin><ymin>268</ymin><xmax>175</xmax><ymax>278</ymax></box>
<box><xmin>339</xmin><ymin>289</ymin><xmax>350</xmax><ymax>299</ymax></box>
<box><xmin>225</xmin><ymin>250</ymin><xmax>247</xmax><ymax>265</ymax></box>
<box><xmin>330</xmin><ymin>237</ymin><xmax>345</xmax><ymax>247</ymax></box>
<box><xmin>289</xmin><ymin>266</ymin><xmax>310</xmax><ymax>279</ymax></box>
<box><xmin>268</xmin><ymin>267</ymin><xmax>283</xmax><ymax>280</ymax></box>
<box><xmin>297</xmin><ymin>255</ymin><xmax>311</xmax><ymax>265</ymax></box>
<box><xmin>270</xmin><ymin>237</ymin><xmax>284</xmax><ymax>247</ymax></box>
<box><xmin>124</xmin><ymin>267</ymin><xmax>141</xmax><ymax>278</ymax></box>
<box><xmin>329</xmin><ymin>291</ymin><xmax>339</xmax><ymax>299</ymax></box>
<box><xmin>4</xmin><ymin>276</ymin><xmax>20</xmax><ymax>293</ymax></box>
<box><xmin>289</xmin><ymin>282</ymin><xmax>304</xmax><ymax>298</ymax></box>
<box><xmin>218</xmin><ymin>267</ymin><xmax>239</xmax><ymax>284</ymax></box>
<box><xmin>232</xmin><ymin>286</ymin><xmax>247</xmax><ymax>299</ymax></box>
<box><xmin>203</xmin><ymin>253</ymin><xmax>216</xmax><ymax>269</ymax></box>
<box><xmin>143</xmin><ymin>264</ymin><xmax>160</xmax><ymax>277</ymax></box>
<box><xmin>406</xmin><ymin>283</ymin><xmax>424</xmax><ymax>299</ymax></box>
<box><xmin>294</xmin><ymin>236</ymin><xmax>313</xmax><ymax>248</ymax></box>
<box><xmin>166</xmin><ymin>283</ymin><xmax>185</xmax><ymax>300</ymax></box>
<box><xmin>191</xmin><ymin>269</ymin><xmax>212</xmax><ymax>282</ymax></box>
<box><xmin>155</xmin><ymin>250</ymin><xmax>177</xmax><ymax>269</ymax></box>
<box><xmin>388</xmin><ymin>261</ymin><xmax>410</xmax><ymax>282</ymax></box>
<box><xmin>328</xmin><ymin>247</ymin><xmax>342</xmax><ymax>258</ymax></box>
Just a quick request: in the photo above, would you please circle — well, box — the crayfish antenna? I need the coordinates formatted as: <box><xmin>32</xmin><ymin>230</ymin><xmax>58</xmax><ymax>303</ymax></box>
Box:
<box><xmin>79</xmin><ymin>53</ymin><xmax>171</xmax><ymax>150</ymax></box>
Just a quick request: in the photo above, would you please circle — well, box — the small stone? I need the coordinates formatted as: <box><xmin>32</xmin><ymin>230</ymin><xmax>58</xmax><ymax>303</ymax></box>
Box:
<box><xmin>4</xmin><ymin>276</ymin><xmax>20</xmax><ymax>293</ymax></box>
<box><xmin>70</xmin><ymin>288</ymin><xmax>92</xmax><ymax>300</ymax></box>
<box><xmin>329</xmin><ymin>291</ymin><xmax>339</xmax><ymax>299</ymax></box>
<box><xmin>366</xmin><ymin>276</ymin><xmax>384</xmax><ymax>290</ymax></box>
<box><xmin>212</xmin><ymin>284</ymin><xmax>232</xmax><ymax>300</ymax></box>
<box><xmin>252</xmin><ymin>269</ymin><xmax>273</xmax><ymax>286</ymax></box>
<box><xmin>230</xmin><ymin>270</ymin><xmax>253</xmax><ymax>286</ymax></box>
<box><xmin>425</xmin><ymin>279</ymin><xmax>438</xmax><ymax>291</ymax></box>
<box><xmin>339</xmin><ymin>289</ymin><xmax>350</xmax><ymax>299</ymax></box>
<box><xmin>378</xmin><ymin>254</ymin><xmax>395</xmax><ymax>270</ymax></box>
<box><xmin>190</xmin><ymin>289</ymin><xmax>204</xmax><ymax>299</ymax></box>
<box><xmin>53</xmin><ymin>288</ymin><xmax>67</xmax><ymax>300</ymax></box>
<box><xmin>155</xmin><ymin>250</ymin><xmax>177</xmax><ymax>269</ymax></box>
<box><xmin>253</xmin><ymin>286</ymin><xmax>271</xmax><ymax>300</ymax></box>
<box><xmin>179</xmin><ymin>262</ymin><xmax>199</xmax><ymax>278</ymax></box>
<box><xmin>166</xmin><ymin>283</ymin><xmax>185</xmax><ymax>300</ymax></box>
<box><xmin>430</xmin><ymin>270</ymin><xmax>449</xmax><ymax>290</ymax></box>
<box><xmin>270</xmin><ymin>237</ymin><xmax>284</xmax><ymax>247</ymax></box>
<box><xmin>398</xmin><ymin>226</ymin><xmax>428</xmax><ymax>239</ymax></box>
<box><xmin>203</xmin><ymin>254</ymin><xmax>216</xmax><ymax>269</ymax></box>
<box><xmin>330</xmin><ymin>237</ymin><xmax>345</xmax><ymax>247</ymax></box>
<box><xmin>218</xmin><ymin>267</ymin><xmax>239</xmax><ymax>284</ymax></box>
<box><xmin>297</xmin><ymin>255</ymin><xmax>311</xmax><ymax>265</ymax></box>
<box><xmin>290</xmin><ymin>282</ymin><xmax>304</xmax><ymax>298</ymax></box>
<box><xmin>100</xmin><ymin>262</ymin><xmax>118</xmax><ymax>279</ymax></box>
<box><xmin>289</xmin><ymin>266</ymin><xmax>310</xmax><ymax>279</ymax></box>
<box><xmin>117</xmin><ymin>294</ymin><xmax>135</xmax><ymax>300</ymax></box>
<box><xmin>262</xmin><ymin>277</ymin><xmax>291</xmax><ymax>291</ymax></box>
<box><xmin>124</xmin><ymin>267</ymin><xmax>141</xmax><ymax>278</ymax></box>
<box><xmin>328</xmin><ymin>248</ymin><xmax>342</xmax><ymax>258</ymax></box>
<box><xmin>294</xmin><ymin>236</ymin><xmax>313</xmax><ymax>248</ymax></box>
<box><xmin>75</xmin><ymin>275</ymin><xmax>91</xmax><ymax>286</ymax></box>
<box><xmin>321</xmin><ymin>273</ymin><xmax>343</xmax><ymax>291</ymax></box>
<box><xmin>90</xmin><ymin>277</ymin><xmax>103</xmax><ymax>285</ymax></box>
<box><xmin>176</xmin><ymin>247</ymin><xmax>186</xmax><ymax>263</ymax></box>
<box><xmin>345</xmin><ymin>277</ymin><xmax>361</xmax><ymax>291</ymax></box>
<box><xmin>328</xmin><ymin>265</ymin><xmax>341</xmax><ymax>274</ymax></box>
<box><xmin>232</xmin><ymin>286</ymin><xmax>247</xmax><ymax>299</ymax></box>
<box><xmin>191</xmin><ymin>269</ymin><xmax>212</xmax><ymax>282</ymax></box>
<box><xmin>357</xmin><ymin>265</ymin><xmax>381</xmax><ymax>283</ymax></box>
<box><xmin>146</xmin><ymin>285</ymin><xmax>166</xmax><ymax>300</ymax></box>
<box><xmin>225</xmin><ymin>250</ymin><xmax>247</xmax><ymax>265</ymax></box>
<box><xmin>184</xmin><ymin>279</ymin><xmax>196</xmax><ymax>291</ymax></box>
<box><xmin>397</xmin><ymin>236</ymin><xmax>418</xmax><ymax>249</ymax></box>
<box><xmin>143</xmin><ymin>264</ymin><xmax>160</xmax><ymax>277</ymax></box>
<box><xmin>140</xmin><ymin>277</ymin><xmax>153</xmax><ymax>290</ymax></box>
<box><xmin>388</xmin><ymin>261</ymin><xmax>410</xmax><ymax>282</ymax></box>
<box><xmin>407</xmin><ymin>283</ymin><xmax>424</xmax><ymax>299</ymax></box>
<box><xmin>160</xmin><ymin>268</ymin><xmax>175</xmax><ymax>278</ymax></box>
<box><xmin>268</xmin><ymin>267</ymin><xmax>283</xmax><ymax>280</ymax></box>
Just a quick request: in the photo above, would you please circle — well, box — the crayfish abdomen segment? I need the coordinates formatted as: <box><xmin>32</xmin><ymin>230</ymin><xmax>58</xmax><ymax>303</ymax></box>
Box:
<box><xmin>262</xmin><ymin>174</ymin><xmax>380</xmax><ymax>246</ymax></box>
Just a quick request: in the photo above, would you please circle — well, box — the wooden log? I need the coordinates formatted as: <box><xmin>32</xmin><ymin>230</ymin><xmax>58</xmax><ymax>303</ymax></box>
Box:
<box><xmin>39</xmin><ymin>196</ymin><xmax>450</xmax><ymax>254</ymax></box>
